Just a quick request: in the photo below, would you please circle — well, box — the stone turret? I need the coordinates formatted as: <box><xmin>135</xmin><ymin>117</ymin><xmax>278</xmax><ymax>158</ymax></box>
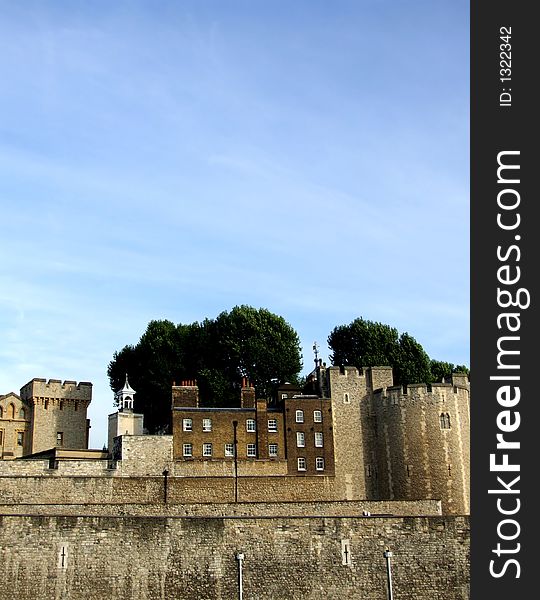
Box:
<box><xmin>108</xmin><ymin>375</ymin><xmax>144</xmax><ymax>457</ymax></box>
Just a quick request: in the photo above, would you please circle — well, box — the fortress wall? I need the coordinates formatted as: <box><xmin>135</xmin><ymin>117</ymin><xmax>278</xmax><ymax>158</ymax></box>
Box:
<box><xmin>20</xmin><ymin>379</ymin><xmax>92</xmax><ymax>454</ymax></box>
<box><xmin>327</xmin><ymin>367</ymin><xmax>369</xmax><ymax>500</ymax></box>
<box><xmin>0</xmin><ymin>514</ymin><xmax>469</xmax><ymax>600</ymax></box>
<box><xmin>0</xmin><ymin>499</ymin><xmax>441</xmax><ymax>518</ymax></box>
<box><xmin>373</xmin><ymin>384</ymin><xmax>470</xmax><ymax>514</ymax></box>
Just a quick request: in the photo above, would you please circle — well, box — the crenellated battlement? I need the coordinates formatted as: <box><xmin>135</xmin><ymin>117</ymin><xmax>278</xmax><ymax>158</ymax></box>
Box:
<box><xmin>20</xmin><ymin>378</ymin><xmax>93</xmax><ymax>403</ymax></box>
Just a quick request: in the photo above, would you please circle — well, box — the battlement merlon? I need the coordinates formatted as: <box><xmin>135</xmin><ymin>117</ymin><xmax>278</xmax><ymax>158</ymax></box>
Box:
<box><xmin>326</xmin><ymin>365</ymin><xmax>394</xmax><ymax>395</ymax></box>
<box><xmin>19</xmin><ymin>378</ymin><xmax>93</xmax><ymax>402</ymax></box>
<box><xmin>373</xmin><ymin>381</ymin><xmax>470</xmax><ymax>403</ymax></box>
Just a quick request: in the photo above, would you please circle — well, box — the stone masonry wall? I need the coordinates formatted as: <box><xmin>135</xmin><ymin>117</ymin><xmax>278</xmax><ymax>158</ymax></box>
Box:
<box><xmin>372</xmin><ymin>380</ymin><xmax>470</xmax><ymax>514</ymax></box>
<box><xmin>0</xmin><ymin>514</ymin><xmax>469</xmax><ymax>600</ymax></box>
<box><xmin>0</xmin><ymin>499</ymin><xmax>441</xmax><ymax>517</ymax></box>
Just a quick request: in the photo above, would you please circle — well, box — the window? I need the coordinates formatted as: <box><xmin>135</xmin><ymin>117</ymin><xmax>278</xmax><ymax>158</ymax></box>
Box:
<box><xmin>56</xmin><ymin>432</ymin><xmax>64</xmax><ymax>447</ymax></box>
<box><xmin>247</xmin><ymin>443</ymin><xmax>256</xmax><ymax>457</ymax></box>
<box><xmin>183</xmin><ymin>418</ymin><xmax>193</xmax><ymax>432</ymax></box>
<box><xmin>246</xmin><ymin>419</ymin><xmax>256</xmax><ymax>432</ymax></box>
<box><xmin>343</xmin><ymin>393</ymin><xmax>350</xmax><ymax>404</ymax></box>
<box><xmin>0</xmin><ymin>406</ymin><xmax>3</xmax><ymax>419</ymax></box>
<box><xmin>440</xmin><ymin>413</ymin><xmax>451</xmax><ymax>429</ymax></box>
<box><xmin>44</xmin><ymin>400</ymin><xmax>49</xmax><ymax>410</ymax></box>
<box><xmin>59</xmin><ymin>401</ymin><xmax>64</xmax><ymax>411</ymax></box>
<box><xmin>313</xmin><ymin>410</ymin><xmax>322</xmax><ymax>423</ymax></box>
<box><xmin>316</xmin><ymin>457</ymin><xmax>325</xmax><ymax>471</ymax></box>
<box><xmin>0</xmin><ymin>430</ymin><xmax>3</xmax><ymax>445</ymax></box>
<box><xmin>366</xmin><ymin>464</ymin><xmax>373</xmax><ymax>478</ymax></box>
<box><xmin>9</xmin><ymin>403</ymin><xmax>15</xmax><ymax>419</ymax></box>
<box><xmin>17</xmin><ymin>431</ymin><xmax>24</xmax><ymax>446</ymax></box>
<box><xmin>269</xmin><ymin>443</ymin><xmax>278</xmax><ymax>457</ymax></box>
<box><xmin>296</xmin><ymin>432</ymin><xmax>305</xmax><ymax>448</ymax></box>
<box><xmin>297</xmin><ymin>457</ymin><xmax>307</xmax><ymax>471</ymax></box>
<box><xmin>203</xmin><ymin>443</ymin><xmax>212</xmax><ymax>457</ymax></box>
<box><xmin>202</xmin><ymin>418</ymin><xmax>212</xmax><ymax>432</ymax></box>
<box><xmin>295</xmin><ymin>410</ymin><xmax>304</xmax><ymax>423</ymax></box>
<box><xmin>183</xmin><ymin>443</ymin><xmax>193</xmax><ymax>457</ymax></box>
<box><xmin>314</xmin><ymin>432</ymin><xmax>323</xmax><ymax>447</ymax></box>
<box><xmin>224</xmin><ymin>443</ymin><xmax>234</xmax><ymax>457</ymax></box>
<box><xmin>19</xmin><ymin>407</ymin><xmax>26</xmax><ymax>419</ymax></box>
<box><xmin>268</xmin><ymin>419</ymin><xmax>277</xmax><ymax>432</ymax></box>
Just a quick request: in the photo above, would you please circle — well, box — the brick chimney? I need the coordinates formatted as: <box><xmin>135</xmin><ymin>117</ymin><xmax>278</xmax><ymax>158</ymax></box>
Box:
<box><xmin>240</xmin><ymin>377</ymin><xmax>256</xmax><ymax>409</ymax></box>
<box><xmin>172</xmin><ymin>380</ymin><xmax>199</xmax><ymax>408</ymax></box>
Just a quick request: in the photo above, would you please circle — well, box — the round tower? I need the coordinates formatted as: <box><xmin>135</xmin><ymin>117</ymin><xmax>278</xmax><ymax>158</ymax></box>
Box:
<box><xmin>372</xmin><ymin>373</ymin><xmax>470</xmax><ymax>515</ymax></box>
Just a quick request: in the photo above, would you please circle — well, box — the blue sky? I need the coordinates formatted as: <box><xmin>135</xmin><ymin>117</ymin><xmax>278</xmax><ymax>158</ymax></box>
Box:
<box><xmin>0</xmin><ymin>1</ymin><xmax>469</xmax><ymax>448</ymax></box>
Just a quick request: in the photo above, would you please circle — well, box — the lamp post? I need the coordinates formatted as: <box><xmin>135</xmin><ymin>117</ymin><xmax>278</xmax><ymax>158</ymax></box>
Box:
<box><xmin>236</xmin><ymin>552</ymin><xmax>245</xmax><ymax>600</ymax></box>
<box><xmin>383</xmin><ymin>548</ymin><xmax>394</xmax><ymax>600</ymax></box>
<box><xmin>162</xmin><ymin>469</ymin><xmax>169</xmax><ymax>504</ymax></box>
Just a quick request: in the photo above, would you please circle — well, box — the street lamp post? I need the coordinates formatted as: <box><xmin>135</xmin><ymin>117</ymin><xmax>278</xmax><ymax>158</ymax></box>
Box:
<box><xmin>383</xmin><ymin>548</ymin><xmax>394</xmax><ymax>600</ymax></box>
<box><xmin>236</xmin><ymin>552</ymin><xmax>245</xmax><ymax>600</ymax></box>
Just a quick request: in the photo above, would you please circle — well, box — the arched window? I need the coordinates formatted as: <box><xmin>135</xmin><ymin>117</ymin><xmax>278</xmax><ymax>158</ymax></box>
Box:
<box><xmin>8</xmin><ymin>404</ymin><xmax>15</xmax><ymax>419</ymax></box>
<box><xmin>440</xmin><ymin>412</ymin><xmax>451</xmax><ymax>429</ymax></box>
<box><xmin>19</xmin><ymin>407</ymin><xmax>26</xmax><ymax>420</ymax></box>
<box><xmin>0</xmin><ymin>406</ymin><xmax>3</xmax><ymax>419</ymax></box>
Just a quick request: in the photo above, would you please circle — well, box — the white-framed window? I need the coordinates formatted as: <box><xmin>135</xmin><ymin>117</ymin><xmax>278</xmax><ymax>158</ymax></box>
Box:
<box><xmin>203</xmin><ymin>443</ymin><xmax>212</xmax><ymax>457</ymax></box>
<box><xmin>313</xmin><ymin>410</ymin><xmax>322</xmax><ymax>423</ymax></box>
<box><xmin>225</xmin><ymin>443</ymin><xmax>234</xmax><ymax>457</ymax></box>
<box><xmin>296</xmin><ymin>432</ymin><xmax>305</xmax><ymax>448</ymax></box>
<box><xmin>183</xmin><ymin>418</ymin><xmax>193</xmax><ymax>432</ymax></box>
<box><xmin>247</xmin><ymin>443</ymin><xmax>257</xmax><ymax>457</ymax></box>
<box><xmin>246</xmin><ymin>419</ymin><xmax>256</xmax><ymax>432</ymax></box>
<box><xmin>297</xmin><ymin>457</ymin><xmax>307</xmax><ymax>471</ymax></box>
<box><xmin>343</xmin><ymin>393</ymin><xmax>350</xmax><ymax>404</ymax></box>
<box><xmin>316</xmin><ymin>457</ymin><xmax>325</xmax><ymax>471</ymax></box>
<box><xmin>314</xmin><ymin>432</ymin><xmax>324</xmax><ymax>447</ymax></box>
<box><xmin>56</xmin><ymin>432</ymin><xmax>63</xmax><ymax>447</ymax></box>
<box><xmin>202</xmin><ymin>418</ymin><xmax>212</xmax><ymax>432</ymax></box>
<box><xmin>268</xmin><ymin>419</ymin><xmax>278</xmax><ymax>432</ymax></box>
<box><xmin>269</xmin><ymin>443</ymin><xmax>278</xmax><ymax>457</ymax></box>
<box><xmin>183</xmin><ymin>443</ymin><xmax>192</xmax><ymax>457</ymax></box>
<box><xmin>295</xmin><ymin>409</ymin><xmax>304</xmax><ymax>423</ymax></box>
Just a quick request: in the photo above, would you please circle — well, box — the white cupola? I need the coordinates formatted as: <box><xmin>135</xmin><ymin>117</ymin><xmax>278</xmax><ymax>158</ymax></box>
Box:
<box><xmin>115</xmin><ymin>374</ymin><xmax>136</xmax><ymax>411</ymax></box>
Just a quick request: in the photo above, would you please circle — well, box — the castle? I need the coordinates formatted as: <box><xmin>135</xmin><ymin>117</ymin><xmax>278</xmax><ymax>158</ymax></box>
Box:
<box><xmin>0</xmin><ymin>365</ymin><xmax>470</xmax><ymax>599</ymax></box>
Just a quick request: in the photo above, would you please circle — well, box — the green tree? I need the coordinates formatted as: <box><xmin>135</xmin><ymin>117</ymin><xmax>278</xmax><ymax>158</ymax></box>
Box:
<box><xmin>211</xmin><ymin>305</ymin><xmax>303</xmax><ymax>399</ymax></box>
<box><xmin>430</xmin><ymin>360</ymin><xmax>470</xmax><ymax>383</ymax></box>
<box><xmin>107</xmin><ymin>307</ymin><xmax>303</xmax><ymax>433</ymax></box>
<box><xmin>328</xmin><ymin>317</ymin><xmax>432</xmax><ymax>385</ymax></box>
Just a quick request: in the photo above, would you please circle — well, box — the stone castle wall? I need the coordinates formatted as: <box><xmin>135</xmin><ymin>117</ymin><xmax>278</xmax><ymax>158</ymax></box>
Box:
<box><xmin>20</xmin><ymin>379</ymin><xmax>92</xmax><ymax>454</ymax></box>
<box><xmin>0</xmin><ymin>513</ymin><xmax>469</xmax><ymax>600</ymax></box>
<box><xmin>372</xmin><ymin>381</ymin><xmax>470</xmax><ymax>514</ymax></box>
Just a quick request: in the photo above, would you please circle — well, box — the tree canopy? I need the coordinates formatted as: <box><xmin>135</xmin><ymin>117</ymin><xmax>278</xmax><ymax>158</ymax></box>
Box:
<box><xmin>328</xmin><ymin>317</ymin><xmax>468</xmax><ymax>386</ymax></box>
<box><xmin>107</xmin><ymin>306</ymin><xmax>303</xmax><ymax>433</ymax></box>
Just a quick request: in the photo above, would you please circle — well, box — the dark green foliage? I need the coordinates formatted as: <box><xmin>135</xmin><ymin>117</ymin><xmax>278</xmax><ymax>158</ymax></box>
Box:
<box><xmin>328</xmin><ymin>317</ymin><xmax>467</xmax><ymax>386</ymax></box>
<box><xmin>430</xmin><ymin>360</ymin><xmax>470</xmax><ymax>383</ymax></box>
<box><xmin>107</xmin><ymin>307</ymin><xmax>303</xmax><ymax>433</ymax></box>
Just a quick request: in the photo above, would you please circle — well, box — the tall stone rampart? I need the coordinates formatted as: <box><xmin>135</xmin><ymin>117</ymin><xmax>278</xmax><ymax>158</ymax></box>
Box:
<box><xmin>0</xmin><ymin>513</ymin><xmax>469</xmax><ymax>600</ymax></box>
<box><xmin>371</xmin><ymin>377</ymin><xmax>470</xmax><ymax>514</ymax></box>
